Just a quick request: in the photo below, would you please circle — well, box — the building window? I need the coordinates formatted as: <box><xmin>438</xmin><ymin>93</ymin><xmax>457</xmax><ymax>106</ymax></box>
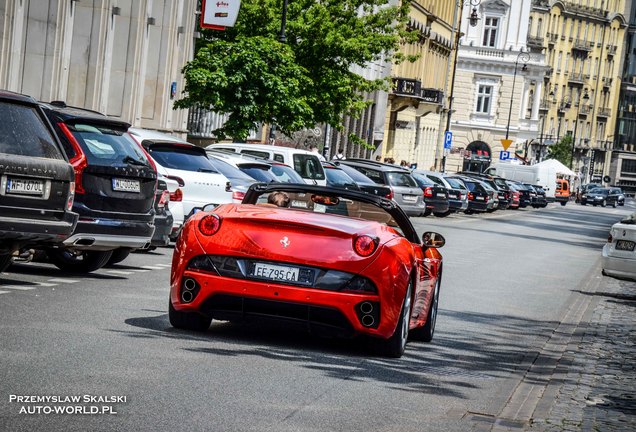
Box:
<box><xmin>476</xmin><ymin>85</ymin><xmax>493</xmax><ymax>114</ymax></box>
<box><xmin>482</xmin><ymin>17</ymin><xmax>499</xmax><ymax>47</ymax></box>
<box><xmin>557</xmin><ymin>52</ymin><xmax>563</xmax><ymax>72</ymax></box>
<box><xmin>537</xmin><ymin>18</ymin><xmax>543</xmax><ymax>36</ymax></box>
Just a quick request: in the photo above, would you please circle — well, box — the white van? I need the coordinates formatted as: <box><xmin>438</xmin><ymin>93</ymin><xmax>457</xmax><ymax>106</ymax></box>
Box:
<box><xmin>206</xmin><ymin>143</ymin><xmax>327</xmax><ymax>186</ymax></box>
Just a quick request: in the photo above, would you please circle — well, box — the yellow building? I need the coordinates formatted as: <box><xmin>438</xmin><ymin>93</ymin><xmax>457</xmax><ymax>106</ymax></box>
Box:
<box><xmin>380</xmin><ymin>1</ymin><xmax>456</xmax><ymax>169</ymax></box>
<box><xmin>530</xmin><ymin>0</ymin><xmax>629</xmax><ymax>184</ymax></box>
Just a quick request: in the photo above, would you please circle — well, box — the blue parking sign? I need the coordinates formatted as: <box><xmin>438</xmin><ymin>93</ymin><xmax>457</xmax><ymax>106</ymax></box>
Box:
<box><xmin>499</xmin><ymin>151</ymin><xmax>510</xmax><ymax>160</ymax></box>
<box><xmin>444</xmin><ymin>131</ymin><xmax>452</xmax><ymax>150</ymax></box>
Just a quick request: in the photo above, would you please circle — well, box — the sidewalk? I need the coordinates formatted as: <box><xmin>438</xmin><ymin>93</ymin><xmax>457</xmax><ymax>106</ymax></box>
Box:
<box><xmin>531</xmin><ymin>274</ymin><xmax>636</xmax><ymax>431</ymax></box>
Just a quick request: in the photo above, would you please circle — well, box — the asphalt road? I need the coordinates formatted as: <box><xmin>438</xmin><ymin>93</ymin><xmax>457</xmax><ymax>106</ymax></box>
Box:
<box><xmin>0</xmin><ymin>200</ymin><xmax>634</xmax><ymax>431</ymax></box>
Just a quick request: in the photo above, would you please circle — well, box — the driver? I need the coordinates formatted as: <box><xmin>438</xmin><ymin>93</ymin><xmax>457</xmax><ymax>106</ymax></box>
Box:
<box><xmin>267</xmin><ymin>192</ymin><xmax>290</xmax><ymax>208</ymax></box>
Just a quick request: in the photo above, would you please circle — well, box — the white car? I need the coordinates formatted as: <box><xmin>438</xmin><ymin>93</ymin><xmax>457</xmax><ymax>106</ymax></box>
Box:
<box><xmin>161</xmin><ymin>175</ymin><xmax>185</xmax><ymax>240</ymax></box>
<box><xmin>128</xmin><ymin>128</ymin><xmax>232</xmax><ymax>218</ymax></box>
<box><xmin>602</xmin><ymin>212</ymin><xmax>636</xmax><ymax>281</ymax></box>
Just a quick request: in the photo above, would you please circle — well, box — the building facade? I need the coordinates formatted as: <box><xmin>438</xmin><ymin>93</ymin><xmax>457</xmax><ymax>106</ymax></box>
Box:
<box><xmin>0</xmin><ymin>0</ymin><xmax>195</xmax><ymax>135</ymax></box>
<box><xmin>377</xmin><ymin>0</ymin><xmax>454</xmax><ymax>169</ymax></box>
<box><xmin>445</xmin><ymin>0</ymin><xmax>544</xmax><ymax>173</ymax></box>
<box><xmin>530</xmin><ymin>0</ymin><xmax>629</xmax><ymax>185</ymax></box>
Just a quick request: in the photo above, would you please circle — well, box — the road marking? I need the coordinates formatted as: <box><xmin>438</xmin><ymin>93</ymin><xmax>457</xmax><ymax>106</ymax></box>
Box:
<box><xmin>154</xmin><ymin>264</ymin><xmax>171</xmax><ymax>268</ymax></box>
<box><xmin>32</xmin><ymin>282</ymin><xmax>57</xmax><ymax>287</ymax></box>
<box><xmin>0</xmin><ymin>285</ymin><xmax>36</xmax><ymax>291</ymax></box>
<box><xmin>141</xmin><ymin>265</ymin><xmax>164</xmax><ymax>270</ymax></box>
<box><xmin>131</xmin><ymin>269</ymin><xmax>149</xmax><ymax>273</ymax></box>
<box><xmin>47</xmin><ymin>278</ymin><xmax>80</xmax><ymax>284</ymax></box>
<box><xmin>0</xmin><ymin>290</ymin><xmax>10</xmax><ymax>294</ymax></box>
<box><xmin>105</xmin><ymin>270</ymin><xmax>133</xmax><ymax>275</ymax></box>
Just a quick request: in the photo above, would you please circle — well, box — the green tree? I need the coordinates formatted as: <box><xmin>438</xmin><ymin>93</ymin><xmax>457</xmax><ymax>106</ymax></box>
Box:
<box><xmin>546</xmin><ymin>134</ymin><xmax>573</xmax><ymax>167</ymax></box>
<box><xmin>175</xmin><ymin>0</ymin><xmax>415</xmax><ymax>141</ymax></box>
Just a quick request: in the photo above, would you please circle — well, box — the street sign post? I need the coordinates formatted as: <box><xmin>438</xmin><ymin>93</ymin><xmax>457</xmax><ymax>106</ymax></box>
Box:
<box><xmin>444</xmin><ymin>131</ymin><xmax>453</xmax><ymax>150</ymax></box>
<box><xmin>501</xmin><ymin>139</ymin><xmax>513</xmax><ymax>151</ymax></box>
<box><xmin>499</xmin><ymin>151</ymin><xmax>510</xmax><ymax>161</ymax></box>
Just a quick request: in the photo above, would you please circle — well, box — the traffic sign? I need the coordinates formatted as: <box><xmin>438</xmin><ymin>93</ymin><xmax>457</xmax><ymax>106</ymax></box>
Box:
<box><xmin>501</xmin><ymin>139</ymin><xmax>513</xmax><ymax>151</ymax></box>
<box><xmin>499</xmin><ymin>151</ymin><xmax>510</xmax><ymax>160</ymax></box>
<box><xmin>444</xmin><ymin>131</ymin><xmax>453</xmax><ymax>150</ymax></box>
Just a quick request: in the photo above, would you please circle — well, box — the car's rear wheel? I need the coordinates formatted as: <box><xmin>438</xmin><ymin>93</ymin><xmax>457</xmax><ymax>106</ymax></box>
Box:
<box><xmin>47</xmin><ymin>249</ymin><xmax>113</xmax><ymax>273</ymax></box>
<box><xmin>0</xmin><ymin>254</ymin><xmax>12</xmax><ymax>273</ymax></box>
<box><xmin>410</xmin><ymin>278</ymin><xmax>440</xmax><ymax>342</ymax></box>
<box><xmin>433</xmin><ymin>211</ymin><xmax>451</xmax><ymax>218</ymax></box>
<box><xmin>560</xmin><ymin>201</ymin><xmax>567</xmax><ymax>206</ymax></box>
<box><xmin>106</xmin><ymin>248</ymin><xmax>132</xmax><ymax>266</ymax></box>
<box><xmin>601</xmin><ymin>199</ymin><xmax>607</xmax><ymax>207</ymax></box>
<box><xmin>612</xmin><ymin>200</ymin><xmax>617</xmax><ymax>208</ymax></box>
<box><xmin>423</xmin><ymin>209</ymin><xmax>432</xmax><ymax>217</ymax></box>
<box><xmin>377</xmin><ymin>280</ymin><xmax>412</xmax><ymax>358</ymax></box>
<box><xmin>168</xmin><ymin>301</ymin><xmax>211</xmax><ymax>331</ymax></box>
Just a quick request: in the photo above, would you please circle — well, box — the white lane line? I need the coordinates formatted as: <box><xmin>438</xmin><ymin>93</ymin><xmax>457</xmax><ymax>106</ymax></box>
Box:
<box><xmin>33</xmin><ymin>282</ymin><xmax>57</xmax><ymax>287</ymax></box>
<box><xmin>141</xmin><ymin>265</ymin><xmax>164</xmax><ymax>270</ymax></box>
<box><xmin>0</xmin><ymin>285</ymin><xmax>36</xmax><ymax>291</ymax></box>
<box><xmin>154</xmin><ymin>264</ymin><xmax>172</xmax><ymax>268</ymax></box>
<box><xmin>105</xmin><ymin>270</ymin><xmax>134</xmax><ymax>275</ymax></box>
<box><xmin>0</xmin><ymin>290</ymin><xmax>10</xmax><ymax>294</ymax></box>
<box><xmin>47</xmin><ymin>278</ymin><xmax>80</xmax><ymax>284</ymax></box>
<box><xmin>131</xmin><ymin>269</ymin><xmax>149</xmax><ymax>273</ymax></box>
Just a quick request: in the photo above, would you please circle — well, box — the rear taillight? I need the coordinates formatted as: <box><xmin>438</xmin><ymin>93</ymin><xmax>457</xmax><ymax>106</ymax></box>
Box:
<box><xmin>423</xmin><ymin>186</ymin><xmax>433</xmax><ymax>198</ymax></box>
<box><xmin>67</xmin><ymin>181</ymin><xmax>75</xmax><ymax>211</ymax></box>
<box><xmin>353</xmin><ymin>235</ymin><xmax>378</xmax><ymax>257</ymax></box>
<box><xmin>170</xmin><ymin>188</ymin><xmax>183</xmax><ymax>202</ymax></box>
<box><xmin>232</xmin><ymin>191</ymin><xmax>245</xmax><ymax>201</ymax></box>
<box><xmin>467</xmin><ymin>192</ymin><xmax>474</xmax><ymax>201</ymax></box>
<box><xmin>166</xmin><ymin>175</ymin><xmax>185</xmax><ymax>187</ymax></box>
<box><xmin>158</xmin><ymin>190</ymin><xmax>170</xmax><ymax>208</ymax></box>
<box><xmin>484</xmin><ymin>195</ymin><xmax>489</xmax><ymax>203</ymax></box>
<box><xmin>385</xmin><ymin>189</ymin><xmax>394</xmax><ymax>200</ymax></box>
<box><xmin>58</xmin><ymin>122</ymin><xmax>87</xmax><ymax>194</ymax></box>
<box><xmin>199</xmin><ymin>214</ymin><xmax>221</xmax><ymax>236</ymax></box>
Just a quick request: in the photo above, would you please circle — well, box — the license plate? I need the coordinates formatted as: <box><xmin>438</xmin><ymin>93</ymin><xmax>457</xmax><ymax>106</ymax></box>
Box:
<box><xmin>616</xmin><ymin>240</ymin><xmax>636</xmax><ymax>251</ymax></box>
<box><xmin>403</xmin><ymin>195</ymin><xmax>417</xmax><ymax>203</ymax></box>
<box><xmin>6</xmin><ymin>177</ymin><xmax>44</xmax><ymax>196</ymax></box>
<box><xmin>112</xmin><ymin>178</ymin><xmax>141</xmax><ymax>193</ymax></box>
<box><xmin>436</xmin><ymin>193</ymin><xmax>446</xmax><ymax>198</ymax></box>
<box><xmin>476</xmin><ymin>196</ymin><xmax>484</xmax><ymax>201</ymax></box>
<box><xmin>252</xmin><ymin>263</ymin><xmax>300</xmax><ymax>282</ymax></box>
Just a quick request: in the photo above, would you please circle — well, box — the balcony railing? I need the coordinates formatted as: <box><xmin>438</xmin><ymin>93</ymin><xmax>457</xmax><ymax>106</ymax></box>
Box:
<box><xmin>539</xmin><ymin>101</ymin><xmax>551</xmax><ymax>112</ymax></box>
<box><xmin>572</xmin><ymin>38</ymin><xmax>593</xmax><ymax>52</ymax></box>
<box><xmin>607</xmin><ymin>45</ymin><xmax>617</xmax><ymax>56</ymax></box>
<box><xmin>597</xmin><ymin>108</ymin><xmax>611</xmax><ymax>118</ymax></box>
<box><xmin>546</xmin><ymin>32</ymin><xmax>559</xmax><ymax>44</ymax></box>
<box><xmin>391</xmin><ymin>78</ymin><xmax>443</xmax><ymax>104</ymax></box>
<box><xmin>527</xmin><ymin>36</ymin><xmax>545</xmax><ymax>48</ymax></box>
<box><xmin>602</xmin><ymin>77</ymin><xmax>613</xmax><ymax>87</ymax></box>
<box><xmin>568</xmin><ymin>72</ymin><xmax>585</xmax><ymax>84</ymax></box>
<box><xmin>579</xmin><ymin>104</ymin><xmax>592</xmax><ymax>115</ymax></box>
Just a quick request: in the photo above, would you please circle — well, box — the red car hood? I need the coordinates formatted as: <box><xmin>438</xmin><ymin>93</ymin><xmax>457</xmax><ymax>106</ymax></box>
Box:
<box><xmin>193</xmin><ymin>204</ymin><xmax>405</xmax><ymax>272</ymax></box>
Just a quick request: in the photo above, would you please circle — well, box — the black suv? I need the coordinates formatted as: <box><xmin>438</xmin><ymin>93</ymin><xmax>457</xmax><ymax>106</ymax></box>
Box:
<box><xmin>460</xmin><ymin>171</ymin><xmax>511</xmax><ymax>210</ymax></box>
<box><xmin>40</xmin><ymin>102</ymin><xmax>157</xmax><ymax>272</ymax></box>
<box><xmin>0</xmin><ymin>92</ymin><xmax>78</xmax><ymax>271</ymax></box>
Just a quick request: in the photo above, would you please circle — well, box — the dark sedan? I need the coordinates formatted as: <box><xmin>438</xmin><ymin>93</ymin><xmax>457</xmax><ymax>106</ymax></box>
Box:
<box><xmin>580</xmin><ymin>188</ymin><xmax>621</xmax><ymax>207</ymax></box>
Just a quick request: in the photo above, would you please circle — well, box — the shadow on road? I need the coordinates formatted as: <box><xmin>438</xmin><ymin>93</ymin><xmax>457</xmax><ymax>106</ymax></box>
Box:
<box><xmin>6</xmin><ymin>262</ymin><xmax>126</xmax><ymax>280</ymax></box>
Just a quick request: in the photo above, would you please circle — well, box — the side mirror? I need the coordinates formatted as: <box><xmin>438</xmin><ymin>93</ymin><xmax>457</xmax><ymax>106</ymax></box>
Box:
<box><xmin>422</xmin><ymin>232</ymin><xmax>445</xmax><ymax>248</ymax></box>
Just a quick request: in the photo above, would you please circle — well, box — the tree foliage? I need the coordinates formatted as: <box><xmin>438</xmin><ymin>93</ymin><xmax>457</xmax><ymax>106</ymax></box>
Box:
<box><xmin>175</xmin><ymin>0</ymin><xmax>415</xmax><ymax>140</ymax></box>
<box><xmin>546</xmin><ymin>134</ymin><xmax>573</xmax><ymax>167</ymax></box>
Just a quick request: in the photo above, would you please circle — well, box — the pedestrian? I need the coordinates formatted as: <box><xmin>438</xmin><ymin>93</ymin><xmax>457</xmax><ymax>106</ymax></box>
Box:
<box><xmin>310</xmin><ymin>146</ymin><xmax>326</xmax><ymax>162</ymax></box>
<box><xmin>332</xmin><ymin>148</ymin><xmax>346</xmax><ymax>160</ymax></box>
<box><xmin>375</xmin><ymin>155</ymin><xmax>381</xmax><ymax>162</ymax></box>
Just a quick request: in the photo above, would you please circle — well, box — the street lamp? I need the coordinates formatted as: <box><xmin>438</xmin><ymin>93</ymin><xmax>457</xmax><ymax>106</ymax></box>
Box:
<box><xmin>569</xmin><ymin>89</ymin><xmax>590</xmax><ymax>169</ymax></box>
<box><xmin>505</xmin><ymin>50</ymin><xmax>531</xmax><ymax>140</ymax></box>
<box><xmin>537</xmin><ymin>88</ymin><xmax>555</xmax><ymax>163</ymax></box>
<box><xmin>279</xmin><ymin>0</ymin><xmax>289</xmax><ymax>42</ymax></box>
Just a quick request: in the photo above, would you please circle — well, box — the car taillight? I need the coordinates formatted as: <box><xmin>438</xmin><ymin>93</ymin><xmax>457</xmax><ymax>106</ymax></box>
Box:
<box><xmin>423</xmin><ymin>186</ymin><xmax>433</xmax><ymax>198</ymax></box>
<box><xmin>158</xmin><ymin>190</ymin><xmax>170</xmax><ymax>208</ymax></box>
<box><xmin>166</xmin><ymin>175</ymin><xmax>185</xmax><ymax>187</ymax></box>
<box><xmin>353</xmin><ymin>235</ymin><xmax>378</xmax><ymax>257</ymax></box>
<box><xmin>385</xmin><ymin>189</ymin><xmax>394</xmax><ymax>200</ymax></box>
<box><xmin>467</xmin><ymin>192</ymin><xmax>474</xmax><ymax>201</ymax></box>
<box><xmin>199</xmin><ymin>214</ymin><xmax>221</xmax><ymax>236</ymax></box>
<box><xmin>484</xmin><ymin>195</ymin><xmax>489</xmax><ymax>203</ymax></box>
<box><xmin>170</xmin><ymin>188</ymin><xmax>183</xmax><ymax>202</ymax></box>
<box><xmin>67</xmin><ymin>181</ymin><xmax>75</xmax><ymax>211</ymax></box>
<box><xmin>58</xmin><ymin>122</ymin><xmax>88</xmax><ymax>194</ymax></box>
<box><xmin>232</xmin><ymin>191</ymin><xmax>245</xmax><ymax>201</ymax></box>
<box><xmin>127</xmin><ymin>132</ymin><xmax>157</xmax><ymax>172</ymax></box>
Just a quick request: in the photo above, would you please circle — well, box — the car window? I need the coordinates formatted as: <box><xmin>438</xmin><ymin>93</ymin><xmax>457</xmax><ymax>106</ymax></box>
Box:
<box><xmin>353</xmin><ymin>166</ymin><xmax>384</xmax><ymax>185</ymax></box>
<box><xmin>241</xmin><ymin>150</ymin><xmax>270</xmax><ymax>159</ymax></box>
<box><xmin>0</xmin><ymin>102</ymin><xmax>64</xmax><ymax>159</ymax></box>
<box><xmin>387</xmin><ymin>172</ymin><xmax>417</xmax><ymax>187</ymax></box>
<box><xmin>445</xmin><ymin>177</ymin><xmax>466</xmax><ymax>190</ymax></box>
<box><xmin>239</xmin><ymin>164</ymin><xmax>277</xmax><ymax>182</ymax></box>
<box><xmin>67</xmin><ymin>124</ymin><xmax>150</xmax><ymax>165</ymax></box>
<box><xmin>208</xmin><ymin>157</ymin><xmax>255</xmax><ymax>182</ymax></box>
<box><xmin>337</xmin><ymin>164</ymin><xmax>374</xmax><ymax>185</ymax></box>
<box><xmin>273</xmin><ymin>153</ymin><xmax>285</xmax><ymax>163</ymax></box>
<box><xmin>425</xmin><ymin>175</ymin><xmax>445</xmax><ymax>187</ymax></box>
<box><xmin>324</xmin><ymin>167</ymin><xmax>360</xmax><ymax>189</ymax></box>
<box><xmin>293</xmin><ymin>154</ymin><xmax>325</xmax><ymax>181</ymax></box>
<box><xmin>149</xmin><ymin>146</ymin><xmax>218</xmax><ymax>173</ymax></box>
<box><xmin>269</xmin><ymin>164</ymin><xmax>305</xmax><ymax>183</ymax></box>
<box><xmin>411</xmin><ymin>172</ymin><xmax>435</xmax><ymax>187</ymax></box>
<box><xmin>212</xmin><ymin>147</ymin><xmax>237</xmax><ymax>153</ymax></box>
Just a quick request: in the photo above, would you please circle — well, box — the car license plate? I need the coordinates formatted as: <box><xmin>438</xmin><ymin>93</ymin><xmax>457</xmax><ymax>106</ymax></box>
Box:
<box><xmin>616</xmin><ymin>240</ymin><xmax>636</xmax><ymax>251</ymax></box>
<box><xmin>6</xmin><ymin>177</ymin><xmax>44</xmax><ymax>196</ymax></box>
<box><xmin>436</xmin><ymin>193</ymin><xmax>445</xmax><ymax>198</ymax></box>
<box><xmin>476</xmin><ymin>196</ymin><xmax>484</xmax><ymax>201</ymax></box>
<box><xmin>403</xmin><ymin>195</ymin><xmax>417</xmax><ymax>203</ymax></box>
<box><xmin>252</xmin><ymin>263</ymin><xmax>300</xmax><ymax>282</ymax></box>
<box><xmin>112</xmin><ymin>178</ymin><xmax>141</xmax><ymax>193</ymax></box>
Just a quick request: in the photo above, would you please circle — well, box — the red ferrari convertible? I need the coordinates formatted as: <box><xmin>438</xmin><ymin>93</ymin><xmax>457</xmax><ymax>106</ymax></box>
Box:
<box><xmin>169</xmin><ymin>183</ymin><xmax>444</xmax><ymax>357</ymax></box>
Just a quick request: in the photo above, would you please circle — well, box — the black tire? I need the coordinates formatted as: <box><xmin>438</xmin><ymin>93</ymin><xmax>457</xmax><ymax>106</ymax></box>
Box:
<box><xmin>433</xmin><ymin>211</ymin><xmax>451</xmax><ymax>218</ymax></box>
<box><xmin>601</xmin><ymin>199</ymin><xmax>607</xmax><ymax>208</ymax></box>
<box><xmin>47</xmin><ymin>249</ymin><xmax>113</xmax><ymax>273</ymax></box>
<box><xmin>410</xmin><ymin>278</ymin><xmax>440</xmax><ymax>342</ymax></box>
<box><xmin>106</xmin><ymin>248</ymin><xmax>132</xmax><ymax>266</ymax></box>
<box><xmin>464</xmin><ymin>209</ymin><xmax>474</xmax><ymax>215</ymax></box>
<box><xmin>423</xmin><ymin>209</ymin><xmax>432</xmax><ymax>217</ymax></box>
<box><xmin>168</xmin><ymin>300</ymin><xmax>211</xmax><ymax>331</ymax></box>
<box><xmin>560</xmin><ymin>201</ymin><xmax>567</xmax><ymax>206</ymax></box>
<box><xmin>0</xmin><ymin>254</ymin><xmax>12</xmax><ymax>273</ymax></box>
<box><xmin>377</xmin><ymin>280</ymin><xmax>412</xmax><ymax>358</ymax></box>
<box><xmin>612</xmin><ymin>201</ymin><xmax>617</xmax><ymax>208</ymax></box>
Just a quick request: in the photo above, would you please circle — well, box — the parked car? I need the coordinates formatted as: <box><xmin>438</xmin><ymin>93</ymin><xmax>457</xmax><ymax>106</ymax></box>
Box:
<box><xmin>339</xmin><ymin>160</ymin><xmax>426</xmax><ymax>217</ymax></box>
<box><xmin>478</xmin><ymin>180</ymin><xmax>499</xmax><ymax>212</ymax></box>
<box><xmin>205</xmin><ymin>153</ymin><xmax>258</xmax><ymax>203</ymax></box>
<box><xmin>442</xmin><ymin>176</ymin><xmax>469</xmax><ymax>214</ymax></box>
<box><xmin>0</xmin><ymin>91</ymin><xmax>78</xmax><ymax>271</ymax></box>
<box><xmin>602</xmin><ymin>212</ymin><xmax>636</xmax><ymax>281</ymax></box>
<box><xmin>460</xmin><ymin>171</ymin><xmax>510</xmax><ymax>210</ymax></box>
<box><xmin>330</xmin><ymin>162</ymin><xmax>392</xmax><ymax>199</ymax></box>
<box><xmin>448</xmin><ymin>176</ymin><xmax>489</xmax><ymax>214</ymax></box>
<box><xmin>169</xmin><ymin>183</ymin><xmax>445</xmax><ymax>358</ymax></box>
<box><xmin>580</xmin><ymin>187</ymin><xmax>621</xmax><ymax>207</ymax></box>
<box><xmin>507</xmin><ymin>181</ymin><xmax>532</xmax><ymax>208</ymax></box>
<box><xmin>149</xmin><ymin>179</ymin><xmax>173</xmax><ymax>249</ymax></box>
<box><xmin>527</xmin><ymin>184</ymin><xmax>548</xmax><ymax>208</ymax></box>
<box><xmin>206</xmin><ymin>143</ymin><xmax>327</xmax><ymax>186</ymax></box>
<box><xmin>40</xmin><ymin>101</ymin><xmax>156</xmax><ymax>272</ymax></box>
<box><xmin>409</xmin><ymin>171</ymin><xmax>450</xmax><ymax>217</ymax></box>
<box><xmin>609</xmin><ymin>187</ymin><xmax>626</xmax><ymax>206</ymax></box>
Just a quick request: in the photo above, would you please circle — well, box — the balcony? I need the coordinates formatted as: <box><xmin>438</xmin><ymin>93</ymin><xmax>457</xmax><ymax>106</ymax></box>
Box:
<box><xmin>597</xmin><ymin>108</ymin><xmax>611</xmax><ymax>118</ymax></box>
<box><xmin>568</xmin><ymin>72</ymin><xmax>585</xmax><ymax>85</ymax></box>
<box><xmin>578</xmin><ymin>104</ymin><xmax>593</xmax><ymax>116</ymax></box>
<box><xmin>390</xmin><ymin>77</ymin><xmax>443</xmax><ymax>113</ymax></box>
<box><xmin>607</xmin><ymin>45</ymin><xmax>617</xmax><ymax>57</ymax></box>
<box><xmin>546</xmin><ymin>32</ymin><xmax>559</xmax><ymax>45</ymax></box>
<box><xmin>527</xmin><ymin>36</ymin><xmax>545</xmax><ymax>49</ymax></box>
<box><xmin>544</xmin><ymin>67</ymin><xmax>554</xmax><ymax>78</ymax></box>
<box><xmin>539</xmin><ymin>101</ymin><xmax>552</xmax><ymax>112</ymax></box>
<box><xmin>572</xmin><ymin>38</ymin><xmax>593</xmax><ymax>52</ymax></box>
<box><xmin>558</xmin><ymin>101</ymin><xmax>572</xmax><ymax>113</ymax></box>
<box><xmin>602</xmin><ymin>77</ymin><xmax>613</xmax><ymax>89</ymax></box>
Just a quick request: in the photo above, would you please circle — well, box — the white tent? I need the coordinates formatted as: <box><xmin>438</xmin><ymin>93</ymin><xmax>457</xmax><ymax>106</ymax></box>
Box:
<box><xmin>535</xmin><ymin>159</ymin><xmax>577</xmax><ymax>177</ymax></box>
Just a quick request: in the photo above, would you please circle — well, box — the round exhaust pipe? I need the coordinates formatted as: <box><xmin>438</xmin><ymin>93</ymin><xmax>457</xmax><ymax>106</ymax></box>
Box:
<box><xmin>360</xmin><ymin>301</ymin><xmax>374</xmax><ymax>314</ymax></box>
<box><xmin>183</xmin><ymin>278</ymin><xmax>197</xmax><ymax>291</ymax></box>
<box><xmin>181</xmin><ymin>290</ymin><xmax>194</xmax><ymax>303</ymax></box>
<box><xmin>361</xmin><ymin>315</ymin><xmax>375</xmax><ymax>327</ymax></box>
